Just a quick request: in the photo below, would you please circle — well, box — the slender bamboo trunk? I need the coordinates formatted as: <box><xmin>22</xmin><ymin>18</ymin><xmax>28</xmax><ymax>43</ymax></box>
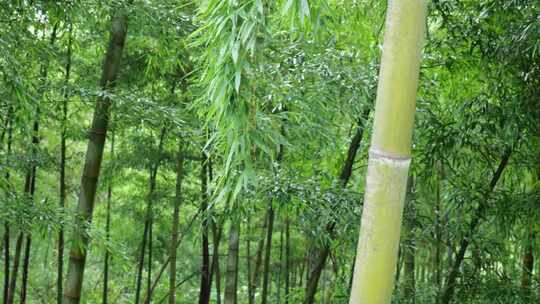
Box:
<box><xmin>440</xmin><ymin>150</ymin><xmax>512</xmax><ymax>304</ymax></box>
<box><xmin>11</xmin><ymin>162</ymin><xmax>34</xmax><ymax>304</ymax></box>
<box><xmin>395</xmin><ymin>246</ymin><xmax>402</xmax><ymax>287</ymax></box>
<box><xmin>277</xmin><ymin>224</ymin><xmax>284</xmax><ymax>304</ymax></box>
<box><xmin>206</xmin><ymin>157</ymin><xmax>223</xmax><ymax>304</ymax></box>
<box><xmin>261</xmin><ymin>204</ymin><xmax>275</xmax><ymax>304</ymax></box>
<box><xmin>144</xmin><ymin>209</ymin><xmax>202</xmax><ymax>298</ymax></box>
<box><xmin>224</xmin><ymin>220</ymin><xmax>240</xmax><ymax>304</ymax></box>
<box><xmin>520</xmin><ymin>230</ymin><xmax>534</xmax><ymax>298</ymax></box>
<box><xmin>433</xmin><ymin>160</ymin><xmax>443</xmax><ymax>294</ymax></box>
<box><xmin>304</xmin><ymin>107</ymin><xmax>371</xmax><ymax>304</ymax></box>
<box><xmin>199</xmin><ymin>154</ymin><xmax>211</xmax><ymax>304</ymax></box>
<box><xmin>134</xmin><ymin>218</ymin><xmax>148</xmax><ymax>304</ymax></box>
<box><xmin>169</xmin><ymin>142</ymin><xmax>184</xmax><ymax>304</ymax></box>
<box><xmin>246</xmin><ymin>216</ymin><xmax>253</xmax><ymax>304</ymax></box>
<box><xmin>63</xmin><ymin>9</ymin><xmax>128</xmax><ymax>304</ymax></box>
<box><xmin>20</xmin><ymin>236</ymin><xmax>31</xmax><ymax>304</ymax></box>
<box><xmin>102</xmin><ymin>129</ymin><xmax>114</xmax><ymax>304</ymax></box>
<box><xmin>284</xmin><ymin>215</ymin><xmax>290</xmax><ymax>304</ymax></box>
<box><xmin>210</xmin><ymin>217</ymin><xmax>223</xmax><ymax>304</ymax></box>
<box><xmin>304</xmin><ymin>241</ymin><xmax>330</xmax><ymax>304</ymax></box>
<box><xmin>146</xmin><ymin>215</ymin><xmax>153</xmax><ymax>304</ymax></box>
<box><xmin>3</xmin><ymin>107</ymin><xmax>13</xmax><ymax>304</ymax></box>
<box><xmin>349</xmin><ymin>1</ymin><xmax>427</xmax><ymax>303</ymax></box>
<box><xmin>135</xmin><ymin>128</ymin><xmax>166</xmax><ymax>304</ymax></box>
<box><xmin>135</xmin><ymin>168</ymin><xmax>157</xmax><ymax>304</ymax></box>
<box><xmin>3</xmin><ymin>225</ymin><xmax>9</xmax><ymax>304</ymax></box>
<box><xmin>7</xmin><ymin>233</ymin><xmax>23</xmax><ymax>304</ymax></box>
<box><xmin>20</xmin><ymin>129</ymin><xmax>38</xmax><ymax>304</ymax></box>
<box><xmin>59</xmin><ymin>22</ymin><xmax>72</xmax><ymax>304</ymax></box>
<box><xmin>249</xmin><ymin>212</ymin><xmax>268</xmax><ymax>304</ymax></box>
<box><xmin>20</xmin><ymin>24</ymin><xmax>58</xmax><ymax>303</ymax></box>
<box><xmin>298</xmin><ymin>249</ymin><xmax>307</xmax><ymax>288</ymax></box>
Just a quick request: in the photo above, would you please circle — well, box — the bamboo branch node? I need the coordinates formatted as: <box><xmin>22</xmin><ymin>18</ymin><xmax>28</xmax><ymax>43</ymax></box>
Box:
<box><xmin>369</xmin><ymin>147</ymin><xmax>411</xmax><ymax>162</ymax></box>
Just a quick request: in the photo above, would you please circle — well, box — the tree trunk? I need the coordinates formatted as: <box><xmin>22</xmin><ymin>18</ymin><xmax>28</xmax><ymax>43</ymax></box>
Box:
<box><xmin>146</xmin><ymin>213</ymin><xmax>153</xmax><ymax>304</ymax></box>
<box><xmin>520</xmin><ymin>230</ymin><xmax>534</xmax><ymax>298</ymax></box>
<box><xmin>63</xmin><ymin>9</ymin><xmax>128</xmax><ymax>304</ymax></box>
<box><xmin>10</xmin><ymin>164</ymin><xmax>33</xmax><ymax>304</ymax></box>
<box><xmin>169</xmin><ymin>142</ymin><xmax>184</xmax><ymax>304</ymax></box>
<box><xmin>20</xmin><ymin>23</ymin><xmax>58</xmax><ymax>304</ymax></box>
<box><xmin>199</xmin><ymin>154</ymin><xmax>211</xmax><ymax>304</ymax></box>
<box><xmin>433</xmin><ymin>160</ymin><xmax>443</xmax><ymax>293</ymax></box>
<box><xmin>135</xmin><ymin>128</ymin><xmax>166</xmax><ymax>304</ymax></box>
<box><xmin>7</xmin><ymin>232</ymin><xmax>23</xmax><ymax>304</ymax></box>
<box><xmin>249</xmin><ymin>211</ymin><xmax>268</xmax><ymax>304</ymax></box>
<box><xmin>20</xmin><ymin>236</ymin><xmax>31</xmax><ymax>304</ymax></box>
<box><xmin>3</xmin><ymin>225</ymin><xmax>9</xmax><ymax>304</ymax></box>
<box><xmin>298</xmin><ymin>249</ymin><xmax>308</xmax><ymax>288</ymax></box>
<box><xmin>102</xmin><ymin>129</ymin><xmax>114</xmax><ymax>304</ymax></box>
<box><xmin>338</xmin><ymin>108</ymin><xmax>371</xmax><ymax>186</ymax></box>
<box><xmin>304</xmin><ymin>108</ymin><xmax>371</xmax><ymax>304</ymax></box>
<box><xmin>261</xmin><ymin>204</ymin><xmax>275</xmax><ymax>304</ymax></box>
<box><xmin>3</xmin><ymin>107</ymin><xmax>13</xmax><ymax>304</ymax></box>
<box><xmin>210</xmin><ymin>216</ymin><xmax>223</xmax><ymax>304</ymax></box>
<box><xmin>144</xmin><ymin>209</ymin><xmax>202</xmax><ymax>299</ymax></box>
<box><xmin>440</xmin><ymin>150</ymin><xmax>512</xmax><ymax>304</ymax></box>
<box><xmin>277</xmin><ymin>224</ymin><xmax>284</xmax><ymax>304</ymax></box>
<box><xmin>206</xmin><ymin>158</ymin><xmax>224</xmax><ymax>304</ymax></box>
<box><xmin>349</xmin><ymin>1</ymin><xmax>427</xmax><ymax>303</ymax></box>
<box><xmin>246</xmin><ymin>216</ymin><xmax>253</xmax><ymax>304</ymax></box>
<box><xmin>59</xmin><ymin>22</ymin><xmax>73</xmax><ymax>304</ymax></box>
<box><xmin>134</xmin><ymin>213</ymin><xmax>149</xmax><ymax>304</ymax></box>
<box><xmin>284</xmin><ymin>215</ymin><xmax>290</xmax><ymax>304</ymax></box>
<box><xmin>304</xmin><ymin>242</ymin><xmax>330</xmax><ymax>304</ymax></box>
<box><xmin>20</xmin><ymin>122</ymin><xmax>39</xmax><ymax>304</ymax></box>
<box><xmin>224</xmin><ymin>220</ymin><xmax>240</xmax><ymax>304</ymax></box>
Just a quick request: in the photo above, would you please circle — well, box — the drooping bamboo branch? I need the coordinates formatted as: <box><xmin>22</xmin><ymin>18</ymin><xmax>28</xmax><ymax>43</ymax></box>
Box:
<box><xmin>349</xmin><ymin>1</ymin><xmax>427</xmax><ymax>303</ymax></box>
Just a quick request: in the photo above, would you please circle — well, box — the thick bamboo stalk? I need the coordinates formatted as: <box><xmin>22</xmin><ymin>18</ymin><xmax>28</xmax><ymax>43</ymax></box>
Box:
<box><xmin>63</xmin><ymin>9</ymin><xmax>128</xmax><ymax>304</ymax></box>
<box><xmin>349</xmin><ymin>1</ymin><xmax>427</xmax><ymax>303</ymax></box>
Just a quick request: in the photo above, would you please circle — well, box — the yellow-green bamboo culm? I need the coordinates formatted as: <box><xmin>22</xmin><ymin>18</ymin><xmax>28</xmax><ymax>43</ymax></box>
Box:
<box><xmin>348</xmin><ymin>1</ymin><xmax>427</xmax><ymax>304</ymax></box>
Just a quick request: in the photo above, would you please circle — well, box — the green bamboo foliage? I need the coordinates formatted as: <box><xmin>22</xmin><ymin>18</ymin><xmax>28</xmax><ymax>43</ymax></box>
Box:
<box><xmin>349</xmin><ymin>1</ymin><xmax>427</xmax><ymax>303</ymax></box>
<box><xmin>193</xmin><ymin>0</ymin><xmax>280</xmax><ymax>201</ymax></box>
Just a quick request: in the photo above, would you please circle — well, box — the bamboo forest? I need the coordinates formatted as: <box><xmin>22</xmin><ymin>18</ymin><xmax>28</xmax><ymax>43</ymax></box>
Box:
<box><xmin>0</xmin><ymin>1</ymin><xmax>538</xmax><ymax>303</ymax></box>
